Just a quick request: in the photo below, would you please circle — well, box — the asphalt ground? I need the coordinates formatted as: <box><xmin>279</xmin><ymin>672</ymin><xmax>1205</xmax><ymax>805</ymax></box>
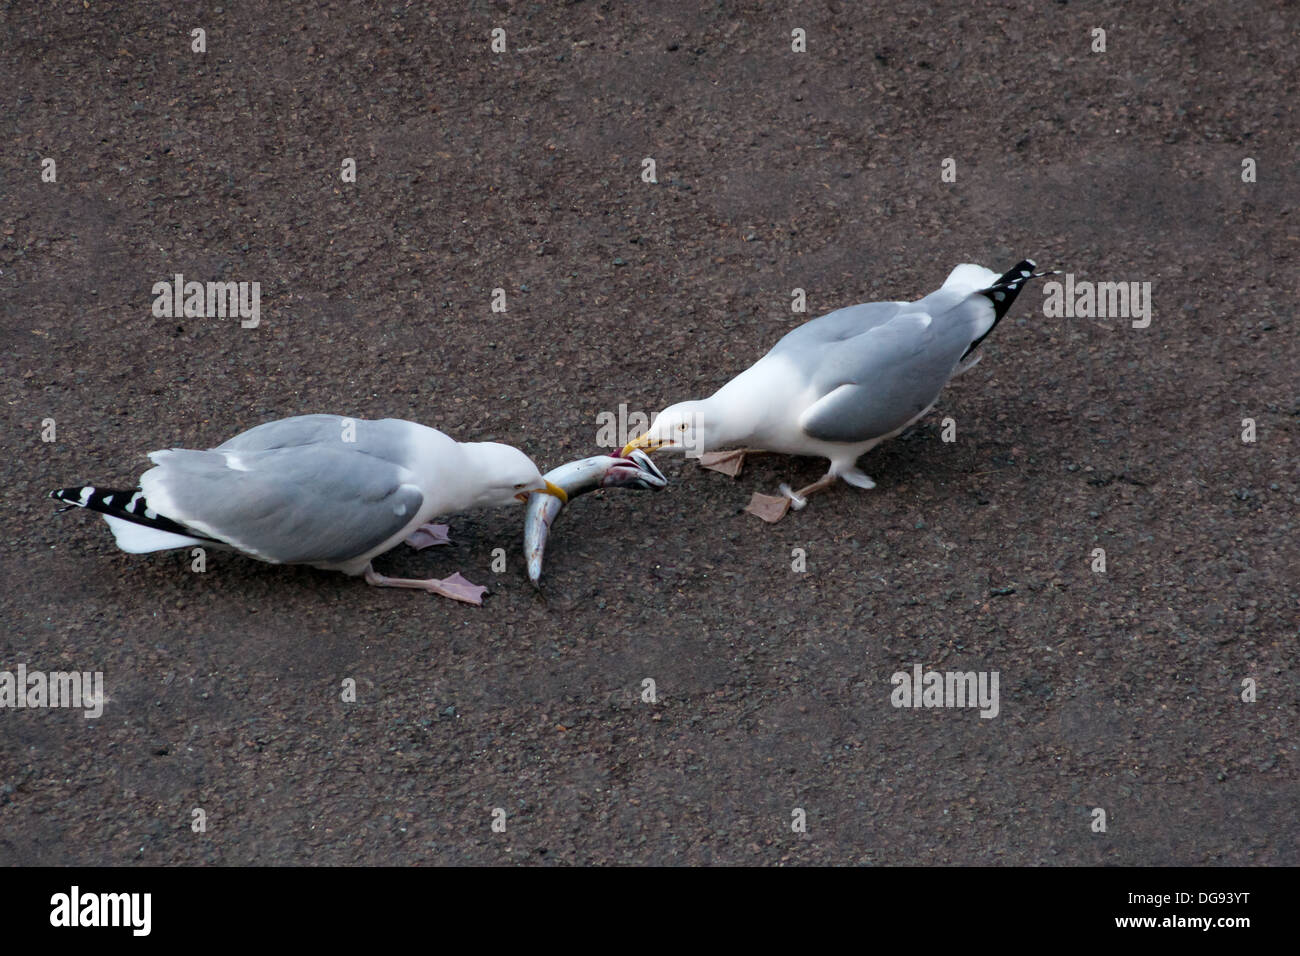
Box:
<box><xmin>0</xmin><ymin>1</ymin><xmax>1295</xmax><ymax>864</ymax></box>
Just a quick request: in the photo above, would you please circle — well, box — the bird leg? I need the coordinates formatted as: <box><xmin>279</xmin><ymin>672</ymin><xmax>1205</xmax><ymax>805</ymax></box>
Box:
<box><xmin>404</xmin><ymin>523</ymin><xmax>452</xmax><ymax>549</ymax></box>
<box><xmin>778</xmin><ymin>473</ymin><xmax>839</xmax><ymax>510</ymax></box>
<box><xmin>743</xmin><ymin>473</ymin><xmax>839</xmax><ymax>523</ymax></box>
<box><xmin>744</xmin><ymin>468</ymin><xmax>876</xmax><ymax>523</ymax></box>
<box><xmin>363</xmin><ymin>565</ymin><xmax>487</xmax><ymax>605</ymax></box>
<box><xmin>698</xmin><ymin>448</ymin><xmax>767</xmax><ymax>478</ymax></box>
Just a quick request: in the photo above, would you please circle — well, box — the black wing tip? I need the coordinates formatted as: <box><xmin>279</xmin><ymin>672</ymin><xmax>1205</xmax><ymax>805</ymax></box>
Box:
<box><xmin>50</xmin><ymin>486</ymin><xmax>92</xmax><ymax>515</ymax></box>
<box><xmin>49</xmin><ymin>485</ymin><xmax>213</xmax><ymax>540</ymax></box>
<box><xmin>987</xmin><ymin>258</ymin><xmax>1060</xmax><ymax>290</ymax></box>
<box><xmin>961</xmin><ymin>257</ymin><xmax>1059</xmax><ymax>360</ymax></box>
<box><xmin>976</xmin><ymin>257</ymin><xmax>1060</xmax><ymax>312</ymax></box>
<box><xmin>50</xmin><ymin>488</ymin><xmax>77</xmax><ymax>513</ymax></box>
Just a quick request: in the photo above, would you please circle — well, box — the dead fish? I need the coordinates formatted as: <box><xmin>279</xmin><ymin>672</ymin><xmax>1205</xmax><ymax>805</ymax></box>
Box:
<box><xmin>524</xmin><ymin>450</ymin><xmax>667</xmax><ymax>585</ymax></box>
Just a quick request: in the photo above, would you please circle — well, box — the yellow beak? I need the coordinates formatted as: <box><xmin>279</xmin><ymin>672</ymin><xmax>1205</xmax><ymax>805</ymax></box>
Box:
<box><xmin>516</xmin><ymin>479</ymin><xmax>568</xmax><ymax>504</ymax></box>
<box><xmin>621</xmin><ymin>434</ymin><xmax>669</xmax><ymax>457</ymax></box>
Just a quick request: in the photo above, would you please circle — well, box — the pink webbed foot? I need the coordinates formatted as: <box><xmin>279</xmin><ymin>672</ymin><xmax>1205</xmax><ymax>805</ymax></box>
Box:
<box><xmin>743</xmin><ymin>492</ymin><xmax>792</xmax><ymax>523</ymax></box>
<box><xmin>428</xmin><ymin>572</ymin><xmax>488</xmax><ymax>605</ymax></box>
<box><xmin>404</xmin><ymin>523</ymin><xmax>451</xmax><ymax>550</ymax></box>
<box><xmin>699</xmin><ymin>450</ymin><xmax>747</xmax><ymax>477</ymax></box>
<box><xmin>363</xmin><ymin>566</ymin><xmax>488</xmax><ymax>605</ymax></box>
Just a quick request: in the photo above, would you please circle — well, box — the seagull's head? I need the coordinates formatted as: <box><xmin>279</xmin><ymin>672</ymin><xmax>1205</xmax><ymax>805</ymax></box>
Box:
<box><xmin>621</xmin><ymin>401</ymin><xmax>709</xmax><ymax>458</ymax></box>
<box><xmin>471</xmin><ymin>443</ymin><xmax>568</xmax><ymax>506</ymax></box>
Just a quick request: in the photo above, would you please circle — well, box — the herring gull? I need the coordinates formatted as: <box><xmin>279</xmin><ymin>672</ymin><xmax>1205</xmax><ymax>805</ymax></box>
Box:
<box><xmin>51</xmin><ymin>414</ymin><xmax>567</xmax><ymax>604</ymax></box>
<box><xmin>623</xmin><ymin>260</ymin><xmax>1055</xmax><ymax>521</ymax></box>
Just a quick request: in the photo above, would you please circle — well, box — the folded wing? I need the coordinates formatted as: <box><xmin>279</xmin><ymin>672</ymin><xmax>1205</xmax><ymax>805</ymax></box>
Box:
<box><xmin>796</xmin><ymin>310</ymin><xmax>967</xmax><ymax>443</ymax></box>
<box><xmin>141</xmin><ymin>419</ymin><xmax>427</xmax><ymax>565</ymax></box>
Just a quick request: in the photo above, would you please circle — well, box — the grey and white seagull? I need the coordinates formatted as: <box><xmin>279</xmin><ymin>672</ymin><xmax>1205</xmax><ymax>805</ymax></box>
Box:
<box><xmin>622</xmin><ymin>259</ymin><xmax>1055</xmax><ymax>521</ymax></box>
<box><xmin>51</xmin><ymin>414</ymin><xmax>567</xmax><ymax>603</ymax></box>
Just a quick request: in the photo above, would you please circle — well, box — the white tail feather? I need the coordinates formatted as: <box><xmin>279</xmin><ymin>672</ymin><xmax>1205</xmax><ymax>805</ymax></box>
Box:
<box><xmin>103</xmin><ymin>514</ymin><xmax>205</xmax><ymax>554</ymax></box>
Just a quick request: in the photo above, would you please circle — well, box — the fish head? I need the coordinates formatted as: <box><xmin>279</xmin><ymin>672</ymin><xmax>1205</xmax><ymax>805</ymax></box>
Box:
<box><xmin>600</xmin><ymin>449</ymin><xmax>668</xmax><ymax>490</ymax></box>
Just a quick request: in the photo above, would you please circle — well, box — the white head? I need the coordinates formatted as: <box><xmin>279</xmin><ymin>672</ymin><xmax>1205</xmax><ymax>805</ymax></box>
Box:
<box><xmin>463</xmin><ymin>442</ymin><xmax>567</xmax><ymax>508</ymax></box>
<box><xmin>621</xmin><ymin>401</ymin><xmax>711</xmax><ymax>458</ymax></box>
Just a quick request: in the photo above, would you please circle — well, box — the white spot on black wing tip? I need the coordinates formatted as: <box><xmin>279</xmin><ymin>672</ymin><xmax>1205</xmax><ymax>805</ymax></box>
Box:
<box><xmin>994</xmin><ymin>291</ymin><xmax>1006</xmax><ymax>301</ymax></box>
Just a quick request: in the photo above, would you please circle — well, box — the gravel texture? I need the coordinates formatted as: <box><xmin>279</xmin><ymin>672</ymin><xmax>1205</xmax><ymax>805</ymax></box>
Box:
<box><xmin>0</xmin><ymin>1</ymin><xmax>1295</xmax><ymax>865</ymax></box>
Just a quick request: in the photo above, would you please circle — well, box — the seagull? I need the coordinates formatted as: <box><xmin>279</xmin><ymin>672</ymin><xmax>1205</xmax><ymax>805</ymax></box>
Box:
<box><xmin>622</xmin><ymin>259</ymin><xmax>1056</xmax><ymax>521</ymax></box>
<box><xmin>50</xmin><ymin>414</ymin><xmax>567</xmax><ymax>604</ymax></box>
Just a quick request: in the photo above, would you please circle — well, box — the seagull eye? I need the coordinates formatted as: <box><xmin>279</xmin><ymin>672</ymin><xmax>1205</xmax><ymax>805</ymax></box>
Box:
<box><xmin>678</xmin><ymin>422</ymin><xmax>688</xmax><ymax>431</ymax></box>
<box><xmin>513</xmin><ymin>482</ymin><xmax>526</xmax><ymax>489</ymax></box>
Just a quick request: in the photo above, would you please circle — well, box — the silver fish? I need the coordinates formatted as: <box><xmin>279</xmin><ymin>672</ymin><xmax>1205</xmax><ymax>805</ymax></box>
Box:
<box><xmin>524</xmin><ymin>450</ymin><xmax>667</xmax><ymax>585</ymax></box>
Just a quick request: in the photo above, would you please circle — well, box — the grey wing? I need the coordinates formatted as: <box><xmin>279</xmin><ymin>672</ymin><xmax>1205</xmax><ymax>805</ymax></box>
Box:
<box><xmin>139</xmin><ymin>443</ymin><xmax>424</xmax><ymax>565</ymax></box>
<box><xmin>798</xmin><ymin>311</ymin><xmax>967</xmax><ymax>443</ymax></box>
<box><xmin>771</xmin><ymin>301</ymin><xmax>906</xmax><ymax>353</ymax></box>
<box><xmin>215</xmin><ymin>414</ymin><xmax>348</xmax><ymax>452</ymax></box>
<box><xmin>217</xmin><ymin>414</ymin><xmax>420</xmax><ymax>466</ymax></box>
